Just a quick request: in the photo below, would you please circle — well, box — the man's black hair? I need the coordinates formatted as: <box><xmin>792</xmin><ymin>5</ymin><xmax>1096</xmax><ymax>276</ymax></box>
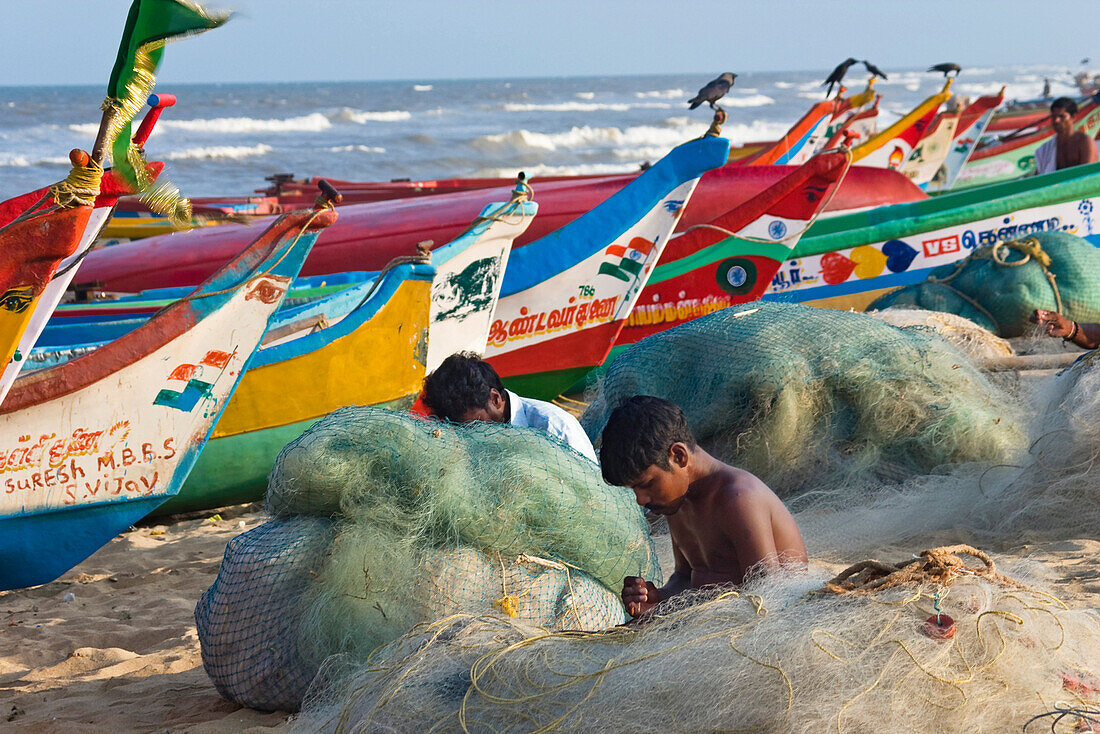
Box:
<box><xmin>599</xmin><ymin>395</ymin><xmax>696</xmax><ymax>486</ymax></box>
<box><xmin>1052</xmin><ymin>97</ymin><xmax>1079</xmax><ymax>116</ymax></box>
<box><xmin>421</xmin><ymin>351</ymin><xmax>509</xmax><ymax>422</ymax></box>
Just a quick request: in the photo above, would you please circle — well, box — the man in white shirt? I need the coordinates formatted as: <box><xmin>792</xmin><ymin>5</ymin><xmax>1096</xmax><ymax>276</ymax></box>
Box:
<box><xmin>421</xmin><ymin>352</ymin><xmax>598</xmax><ymax>462</ymax></box>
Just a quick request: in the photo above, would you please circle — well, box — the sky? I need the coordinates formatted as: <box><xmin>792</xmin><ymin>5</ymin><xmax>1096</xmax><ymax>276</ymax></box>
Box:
<box><xmin>2</xmin><ymin>0</ymin><xmax>1100</xmax><ymax>86</ymax></box>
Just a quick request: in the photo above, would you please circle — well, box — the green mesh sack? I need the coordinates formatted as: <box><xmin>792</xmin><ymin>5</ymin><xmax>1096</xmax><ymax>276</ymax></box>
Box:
<box><xmin>867</xmin><ymin>231</ymin><xmax>1100</xmax><ymax>336</ymax></box>
<box><xmin>198</xmin><ymin>407</ymin><xmax>658</xmax><ymax>711</ymax></box>
<box><xmin>581</xmin><ymin>301</ymin><xmax>1026</xmax><ymax>497</ymax></box>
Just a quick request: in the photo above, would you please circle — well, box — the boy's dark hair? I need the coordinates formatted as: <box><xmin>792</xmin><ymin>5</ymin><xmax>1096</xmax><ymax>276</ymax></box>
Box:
<box><xmin>1052</xmin><ymin>97</ymin><xmax>1079</xmax><ymax>116</ymax></box>
<box><xmin>599</xmin><ymin>395</ymin><xmax>696</xmax><ymax>486</ymax></box>
<box><xmin>422</xmin><ymin>352</ymin><xmax>509</xmax><ymax>422</ymax></box>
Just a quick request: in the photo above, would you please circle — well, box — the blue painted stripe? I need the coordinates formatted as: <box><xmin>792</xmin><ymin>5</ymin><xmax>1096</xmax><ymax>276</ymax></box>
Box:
<box><xmin>500</xmin><ymin>136</ymin><xmax>731</xmax><ymax>298</ymax></box>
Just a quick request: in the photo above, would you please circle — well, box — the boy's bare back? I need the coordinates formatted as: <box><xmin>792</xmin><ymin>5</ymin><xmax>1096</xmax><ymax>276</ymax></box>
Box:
<box><xmin>667</xmin><ymin>463</ymin><xmax>806</xmax><ymax>587</ymax></box>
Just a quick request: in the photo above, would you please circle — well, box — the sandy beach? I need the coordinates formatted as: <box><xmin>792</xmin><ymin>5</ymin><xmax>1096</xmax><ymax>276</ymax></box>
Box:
<box><xmin>2</xmin><ymin>490</ymin><xmax>1098</xmax><ymax>733</ymax></box>
<box><xmin>0</xmin><ymin>504</ymin><xmax>288</xmax><ymax>733</ymax></box>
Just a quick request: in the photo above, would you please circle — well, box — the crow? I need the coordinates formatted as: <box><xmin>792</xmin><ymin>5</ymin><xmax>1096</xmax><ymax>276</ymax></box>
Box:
<box><xmin>862</xmin><ymin>60</ymin><xmax>888</xmax><ymax>81</ymax></box>
<box><xmin>1082</xmin><ymin>57</ymin><xmax>1091</xmax><ymax>65</ymax></box>
<box><xmin>823</xmin><ymin>58</ymin><xmax>859</xmax><ymax>97</ymax></box>
<box><xmin>688</xmin><ymin>73</ymin><xmax>737</xmax><ymax>110</ymax></box>
<box><xmin>928</xmin><ymin>62</ymin><xmax>962</xmax><ymax>77</ymax></box>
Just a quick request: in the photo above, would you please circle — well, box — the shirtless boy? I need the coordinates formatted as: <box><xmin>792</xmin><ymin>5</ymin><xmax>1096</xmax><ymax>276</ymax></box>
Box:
<box><xmin>599</xmin><ymin>395</ymin><xmax>807</xmax><ymax>617</ymax></box>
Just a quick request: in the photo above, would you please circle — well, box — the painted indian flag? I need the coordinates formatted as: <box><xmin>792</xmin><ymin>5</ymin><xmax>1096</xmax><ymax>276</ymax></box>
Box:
<box><xmin>599</xmin><ymin>236</ymin><xmax>659</xmax><ymax>281</ymax></box>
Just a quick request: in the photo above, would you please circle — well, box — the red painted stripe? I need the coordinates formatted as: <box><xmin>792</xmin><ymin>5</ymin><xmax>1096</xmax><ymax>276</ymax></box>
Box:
<box><xmin>487</xmin><ymin>321</ymin><xmax>622</xmax><ymax>378</ymax></box>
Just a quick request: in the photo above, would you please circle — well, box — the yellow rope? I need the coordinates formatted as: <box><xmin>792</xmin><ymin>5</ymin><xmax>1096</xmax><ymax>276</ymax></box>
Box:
<box><xmin>49</xmin><ymin>159</ymin><xmax>103</xmax><ymax>209</ymax></box>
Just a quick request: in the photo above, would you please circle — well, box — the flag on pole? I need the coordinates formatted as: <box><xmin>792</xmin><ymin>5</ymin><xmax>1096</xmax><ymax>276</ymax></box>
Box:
<box><xmin>104</xmin><ymin>0</ymin><xmax>230</xmax><ymax>191</ymax></box>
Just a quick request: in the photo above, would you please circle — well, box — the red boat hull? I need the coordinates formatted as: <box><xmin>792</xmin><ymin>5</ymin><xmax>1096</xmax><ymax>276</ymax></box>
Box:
<box><xmin>74</xmin><ymin>163</ymin><xmax>926</xmax><ymax>294</ymax></box>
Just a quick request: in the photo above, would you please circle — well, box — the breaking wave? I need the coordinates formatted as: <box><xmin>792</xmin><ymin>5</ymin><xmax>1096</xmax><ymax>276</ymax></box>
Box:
<box><xmin>502</xmin><ymin>101</ymin><xmax>674</xmax><ymax>112</ymax></box>
<box><xmin>413</xmin><ymin>85</ymin><xmax>432</xmax><ymax>92</ymax></box>
<box><xmin>327</xmin><ymin>144</ymin><xmax>386</xmax><ymax>153</ymax></box>
<box><xmin>469</xmin><ymin>122</ymin><xmax>705</xmax><ymax>154</ymax></box>
<box><xmin>165</xmin><ymin>144</ymin><xmax>273</xmax><ymax>160</ymax></box>
<box><xmin>635</xmin><ymin>89</ymin><xmax>685</xmax><ymax>99</ymax></box>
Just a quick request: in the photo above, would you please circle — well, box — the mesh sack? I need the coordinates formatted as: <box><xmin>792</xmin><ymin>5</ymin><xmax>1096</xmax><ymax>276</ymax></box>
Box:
<box><xmin>195</xmin><ymin>517</ymin><xmax>336</xmax><ymax>712</ymax></box>
<box><xmin>292</xmin><ymin>552</ymin><xmax>1100</xmax><ymax>734</ymax></box>
<box><xmin>198</xmin><ymin>407</ymin><xmax>657</xmax><ymax>711</ymax></box>
<box><xmin>582</xmin><ymin>301</ymin><xmax>1026</xmax><ymax>497</ymax></box>
<box><xmin>867</xmin><ymin>231</ymin><xmax>1100</xmax><ymax>337</ymax></box>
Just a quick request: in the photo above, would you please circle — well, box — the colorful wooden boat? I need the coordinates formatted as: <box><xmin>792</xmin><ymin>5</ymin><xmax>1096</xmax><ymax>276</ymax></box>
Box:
<box><xmin>760</xmin><ymin>160</ymin><xmax>1100</xmax><ymax>312</ymax></box>
<box><xmin>71</xmin><ymin>163</ymin><xmax>926</xmax><ymax>297</ymax></box>
<box><xmin>482</xmin><ymin>134</ymin><xmax>731</xmax><ymax>399</ymax></box>
<box><xmin>40</xmin><ymin>198</ymin><xmax>528</xmax><ymax>515</ymax></box>
<box><xmin>153</xmin><ymin>253</ymin><xmax>434</xmax><ymax>515</ymax></box>
<box><xmin>850</xmin><ymin>79</ymin><xmax>954</xmax><ymax>169</ymax></box>
<box><xmin>899</xmin><ymin>109</ymin><xmax>960</xmax><ymax>187</ymax></box>
<box><xmin>0</xmin><ymin>204</ymin><xmax>337</xmax><ymax>589</ymax></box>
<box><xmin>0</xmin><ymin>93</ymin><xmax>179</xmax><ymax>406</ymax></box>
<box><xmin>614</xmin><ymin>148</ymin><xmax>851</xmax><ymax>353</ymax></box>
<box><xmin>954</xmin><ymin>95</ymin><xmax>1100</xmax><ymax>190</ymax></box>
<box><xmin>924</xmin><ymin>91</ymin><xmax>1005</xmax><ymax>194</ymax></box>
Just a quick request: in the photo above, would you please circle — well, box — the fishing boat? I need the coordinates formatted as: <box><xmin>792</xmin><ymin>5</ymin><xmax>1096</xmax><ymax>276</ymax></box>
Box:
<box><xmin>0</xmin><ymin>94</ymin><xmax>179</xmax><ymax>407</ymax></box>
<box><xmin>0</xmin><ymin>201</ymin><xmax>338</xmax><ymax>590</ymax></box>
<box><xmin>613</xmin><ymin>148</ymin><xmax>851</xmax><ymax>354</ymax></box>
<box><xmin>70</xmin><ymin>162</ymin><xmax>926</xmax><ymax>297</ymax></box>
<box><xmin>849</xmin><ymin>79</ymin><xmax>954</xmax><ymax>170</ymax></box>
<box><xmin>727</xmin><ymin>81</ymin><xmax>877</xmax><ymax>166</ymax></box>
<box><xmin>760</xmin><ymin>160</ymin><xmax>1100</xmax><ymax>312</ymax></box>
<box><xmin>156</xmin><ymin>194</ymin><xmax>532</xmax><ymax>514</ymax></box>
<box><xmin>924</xmin><ymin>91</ymin><xmax>1005</xmax><ymax>194</ymax></box>
<box><xmin>899</xmin><ymin>109</ymin><xmax>960</xmax><ymax>187</ymax></box>
<box><xmin>954</xmin><ymin>94</ymin><xmax>1100</xmax><ymax>190</ymax></box>
<box><xmin>482</xmin><ymin>134</ymin><xmax>731</xmax><ymax>399</ymax></box>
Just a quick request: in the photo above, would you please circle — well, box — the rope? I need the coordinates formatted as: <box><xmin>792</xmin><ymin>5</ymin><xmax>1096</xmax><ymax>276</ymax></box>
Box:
<box><xmin>926</xmin><ymin>235</ymin><xmax>1065</xmax><ymax>327</ymax></box>
<box><xmin>679</xmin><ymin>146</ymin><xmax>854</xmax><ymax>247</ymax></box>
<box><xmin>49</xmin><ymin>159</ymin><xmax>103</xmax><ymax>209</ymax></box>
<box><xmin>820</xmin><ymin>545</ymin><xmax>1030</xmax><ymax>595</ymax></box>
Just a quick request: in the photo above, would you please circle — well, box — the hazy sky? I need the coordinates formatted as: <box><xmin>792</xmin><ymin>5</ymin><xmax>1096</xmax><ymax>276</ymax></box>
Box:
<box><xmin>3</xmin><ymin>1</ymin><xmax>1099</xmax><ymax>86</ymax></box>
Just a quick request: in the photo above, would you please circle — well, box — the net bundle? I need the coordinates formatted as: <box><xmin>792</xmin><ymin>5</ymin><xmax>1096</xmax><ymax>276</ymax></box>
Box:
<box><xmin>866</xmin><ymin>231</ymin><xmax>1100</xmax><ymax>337</ymax></box>
<box><xmin>196</xmin><ymin>406</ymin><xmax>659</xmax><ymax>712</ymax></box>
<box><xmin>291</xmin><ymin>547</ymin><xmax>1100</xmax><ymax>733</ymax></box>
<box><xmin>581</xmin><ymin>301</ymin><xmax>1026</xmax><ymax>497</ymax></box>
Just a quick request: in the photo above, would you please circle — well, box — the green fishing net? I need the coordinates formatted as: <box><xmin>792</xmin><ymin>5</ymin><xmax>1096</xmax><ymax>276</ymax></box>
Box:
<box><xmin>581</xmin><ymin>301</ymin><xmax>1026</xmax><ymax>497</ymax></box>
<box><xmin>867</xmin><ymin>231</ymin><xmax>1100</xmax><ymax>337</ymax></box>
<box><xmin>196</xmin><ymin>406</ymin><xmax>658</xmax><ymax>711</ymax></box>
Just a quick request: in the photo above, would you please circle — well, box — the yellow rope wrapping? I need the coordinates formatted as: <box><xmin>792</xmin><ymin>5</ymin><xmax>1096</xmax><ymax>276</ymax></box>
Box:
<box><xmin>48</xmin><ymin>159</ymin><xmax>103</xmax><ymax>209</ymax></box>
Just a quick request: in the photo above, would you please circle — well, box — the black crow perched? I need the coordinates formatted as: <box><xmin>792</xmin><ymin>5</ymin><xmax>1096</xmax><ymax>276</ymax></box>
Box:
<box><xmin>862</xmin><ymin>60</ymin><xmax>888</xmax><ymax>80</ymax></box>
<box><xmin>928</xmin><ymin>62</ymin><xmax>962</xmax><ymax>77</ymax></box>
<box><xmin>823</xmin><ymin>58</ymin><xmax>859</xmax><ymax>97</ymax></box>
<box><xmin>688</xmin><ymin>73</ymin><xmax>737</xmax><ymax>110</ymax></box>
<box><xmin>1082</xmin><ymin>57</ymin><xmax>1091</xmax><ymax>65</ymax></box>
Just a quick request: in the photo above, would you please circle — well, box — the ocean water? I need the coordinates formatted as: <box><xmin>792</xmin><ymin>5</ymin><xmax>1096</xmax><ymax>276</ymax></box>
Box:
<box><xmin>0</xmin><ymin>65</ymin><xmax>1080</xmax><ymax>201</ymax></box>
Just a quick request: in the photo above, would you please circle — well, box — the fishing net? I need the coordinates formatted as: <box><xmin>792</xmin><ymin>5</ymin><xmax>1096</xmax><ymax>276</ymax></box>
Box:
<box><xmin>865</xmin><ymin>307</ymin><xmax>1014</xmax><ymax>360</ymax></box>
<box><xmin>291</xmin><ymin>547</ymin><xmax>1100</xmax><ymax>734</ymax></box>
<box><xmin>793</xmin><ymin>348</ymin><xmax>1100</xmax><ymax>561</ymax></box>
<box><xmin>196</xmin><ymin>406</ymin><xmax>659</xmax><ymax>712</ymax></box>
<box><xmin>581</xmin><ymin>301</ymin><xmax>1026</xmax><ymax>497</ymax></box>
<box><xmin>866</xmin><ymin>231</ymin><xmax>1100</xmax><ymax>337</ymax></box>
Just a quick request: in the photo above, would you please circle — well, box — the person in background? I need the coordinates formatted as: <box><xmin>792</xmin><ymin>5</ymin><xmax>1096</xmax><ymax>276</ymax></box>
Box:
<box><xmin>598</xmin><ymin>395</ymin><xmax>807</xmax><ymax>618</ymax></box>
<box><xmin>1032</xmin><ymin>309</ymin><xmax>1100</xmax><ymax>349</ymax></box>
<box><xmin>1034</xmin><ymin>97</ymin><xmax>1098</xmax><ymax>175</ymax></box>
<box><xmin>420</xmin><ymin>351</ymin><xmax>598</xmax><ymax>462</ymax></box>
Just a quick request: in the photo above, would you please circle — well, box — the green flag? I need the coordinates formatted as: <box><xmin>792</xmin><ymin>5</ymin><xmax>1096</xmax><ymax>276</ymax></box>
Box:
<box><xmin>104</xmin><ymin>0</ymin><xmax>230</xmax><ymax>192</ymax></box>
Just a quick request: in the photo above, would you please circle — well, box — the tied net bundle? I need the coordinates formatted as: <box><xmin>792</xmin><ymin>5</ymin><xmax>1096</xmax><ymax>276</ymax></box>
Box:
<box><xmin>291</xmin><ymin>547</ymin><xmax>1100</xmax><ymax>734</ymax></box>
<box><xmin>866</xmin><ymin>231</ymin><xmax>1100</xmax><ymax>337</ymax></box>
<box><xmin>865</xmin><ymin>307</ymin><xmax>1014</xmax><ymax>361</ymax></box>
<box><xmin>581</xmin><ymin>301</ymin><xmax>1026</xmax><ymax>497</ymax></box>
<box><xmin>196</xmin><ymin>407</ymin><xmax>659</xmax><ymax>712</ymax></box>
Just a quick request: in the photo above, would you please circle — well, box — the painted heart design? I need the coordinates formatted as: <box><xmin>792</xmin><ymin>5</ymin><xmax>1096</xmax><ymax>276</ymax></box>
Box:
<box><xmin>819</xmin><ymin>252</ymin><xmax>855</xmax><ymax>285</ymax></box>
<box><xmin>850</xmin><ymin>245</ymin><xmax>887</xmax><ymax>280</ymax></box>
<box><xmin>882</xmin><ymin>239</ymin><xmax>918</xmax><ymax>273</ymax></box>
